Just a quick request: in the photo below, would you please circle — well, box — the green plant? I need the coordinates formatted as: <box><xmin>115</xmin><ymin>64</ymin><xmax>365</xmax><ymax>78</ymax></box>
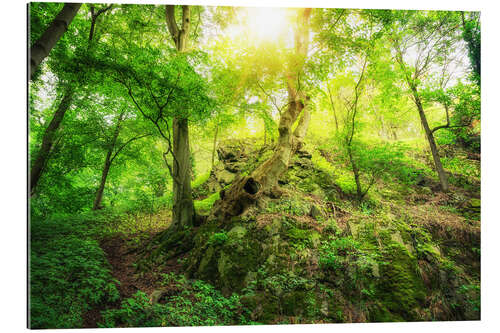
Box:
<box><xmin>194</xmin><ymin>191</ymin><xmax>221</xmax><ymax>213</ymax></box>
<box><xmin>30</xmin><ymin>215</ymin><xmax>119</xmax><ymax>328</ymax></box>
<box><xmin>101</xmin><ymin>275</ymin><xmax>252</xmax><ymax>327</ymax></box>
<box><xmin>208</xmin><ymin>231</ymin><xmax>229</xmax><ymax>246</ymax></box>
<box><xmin>458</xmin><ymin>284</ymin><xmax>480</xmax><ymax>313</ymax></box>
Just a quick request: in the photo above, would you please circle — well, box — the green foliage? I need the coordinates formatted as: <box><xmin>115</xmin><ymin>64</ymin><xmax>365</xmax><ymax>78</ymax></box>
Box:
<box><xmin>101</xmin><ymin>274</ymin><xmax>250</xmax><ymax>327</ymax></box>
<box><xmin>192</xmin><ymin>171</ymin><xmax>211</xmax><ymax>189</ymax></box>
<box><xmin>457</xmin><ymin>283</ymin><xmax>480</xmax><ymax>314</ymax></box>
<box><xmin>194</xmin><ymin>191</ymin><xmax>221</xmax><ymax>214</ymax></box>
<box><xmin>28</xmin><ymin>4</ymin><xmax>480</xmax><ymax>327</ymax></box>
<box><xmin>266</xmin><ymin>196</ymin><xmax>310</xmax><ymax>216</ymax></box>
<box><xmin>208</xmin><ymin>232</ymin><xmax>229</xmax><ymax>246</ymax></box>
<box><xmin>319</xmin><ymin>236</ymin><xmax>381</xmax><ymax>287</ymax></box>
<box><xmin>30</xmin><ymin>214</ymin><xmax>119</xmax><ymax>328</ymax></box>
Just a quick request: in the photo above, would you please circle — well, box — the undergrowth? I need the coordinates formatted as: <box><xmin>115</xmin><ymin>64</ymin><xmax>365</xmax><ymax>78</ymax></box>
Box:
<box><xmin>29</xmin><ymin>214</ymin><xmax>120</xmax><ymax>328</ymax></box>
<box><xmin>100</xmin><ymin>273</ymin><xmax>256</xmax><ymax>327</ymax></box>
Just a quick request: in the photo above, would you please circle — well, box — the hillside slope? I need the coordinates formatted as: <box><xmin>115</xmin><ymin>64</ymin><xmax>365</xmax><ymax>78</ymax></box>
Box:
<box><xmin>149</xmin><ymin>139</ymin><xmax>480</xmax><ymax>323</ymax></box>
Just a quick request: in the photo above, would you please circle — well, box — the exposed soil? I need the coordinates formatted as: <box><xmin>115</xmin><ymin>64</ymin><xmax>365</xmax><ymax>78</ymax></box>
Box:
<box><xmin>82</xmin><ymin>230</ymin><xmax>186</xmax><ymax>328</ymax></box>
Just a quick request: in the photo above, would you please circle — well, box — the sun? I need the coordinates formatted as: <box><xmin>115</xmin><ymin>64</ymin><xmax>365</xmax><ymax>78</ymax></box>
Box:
<box><xmin>245</xmin><ymin>7</ymin><xmax>290</xmax><ymax>43</ymax></box>
<box><xmin>225</xmin><ymin>7</ymin><xmax>291</xmax><ymax>44</ymax></box>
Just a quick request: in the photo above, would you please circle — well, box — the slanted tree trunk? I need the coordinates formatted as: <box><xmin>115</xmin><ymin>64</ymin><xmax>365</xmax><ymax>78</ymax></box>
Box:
<box><xmin>411</xmin><ymin>88</ymin><xmax>449</xmax><ymax>192</ymax></box>
<box><xmin>30</xmin><ymin>87</ymin><xmax>74</xmax><ymax>195</ymax></box>
<box><xmin>93</xmin><ymin>159</ymin><xmax>112</xmax><ymax>210</ymax></box>
<box><xmin>263</xmin><ymin>122</ymin><xmax>267</xmax><ymax>146</ymax></box>
<box><xmin>93</xmin><ymin>111</ymin><xmax>125</xmax><ymax>210</ymax></box>
<box><xmin>211</xmin><ymin>121</ymin><xmax>219</xmax><ymax>171</ymax></box>
<box><xmin>29</xmin><ymin>3</ymin><xmax>82</xmax><ymax>79</ymax></box>
<box><xmin>394</xmin><ymin>45</ymin><xmax>450</xmax><ymax>192</ymax></box>
<box><xmin>211</xmin><ymin>8</ymin><xmax>312</xmax><ymax>221</ymax></box>
<box><xmin>88</xmin><ymin>4</ymin><xmax>113</xmax><ymax>45</ymax></box>
<box><xmin>166</xmin><ymin>5</ymin><xmax>195</xmax><ymax>229</ymax></box>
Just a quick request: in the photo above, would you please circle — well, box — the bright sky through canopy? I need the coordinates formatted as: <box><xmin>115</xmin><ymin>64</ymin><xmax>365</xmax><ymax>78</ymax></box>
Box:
<box><xmin>226</xmin><ymin>7</ymin><xmax>291</xmax><ymax>44</ymax></box>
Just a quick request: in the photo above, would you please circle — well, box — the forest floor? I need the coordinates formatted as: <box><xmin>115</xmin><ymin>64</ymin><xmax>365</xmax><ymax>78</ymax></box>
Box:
<box><xmin>82</xmin><ymin>223</ymin><xmax>188</xmax><ymax>328</ymax></box>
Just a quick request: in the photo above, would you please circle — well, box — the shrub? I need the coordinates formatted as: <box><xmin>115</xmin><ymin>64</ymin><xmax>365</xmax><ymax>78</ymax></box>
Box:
<box><xmin>208</xmin><ymin>232</ymin><xmax>229</xmax><ymax>246</ymax></box>
<box><xmin>30</xmin><ymin>215</ymin><xmax>119</xmax><ymax>328</ymax></box>
<box><xmin>101</xmin><ymin>275</ymin><xmax>250</xmax><ymax>327</ymax></box>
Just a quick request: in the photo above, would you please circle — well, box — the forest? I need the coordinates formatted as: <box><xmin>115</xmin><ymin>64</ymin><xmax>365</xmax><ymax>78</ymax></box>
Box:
<box><xmin>28</xmin><ymin>2</ymin><xmax>481</xmax><ymax>329</ymax></box>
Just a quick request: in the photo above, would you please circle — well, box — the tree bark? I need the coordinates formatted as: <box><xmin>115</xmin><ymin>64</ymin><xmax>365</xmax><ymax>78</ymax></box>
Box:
<box><xmin>347</xmin><ymin>146</ymin><xmax>363</xmax><ymax>200</ymax></box>
<box><xmin>412</xmin><ymin>88</ymin><xmax>449</xmax><ymax>192</ymax></box>
<box><xmin>171</xmin><ymin>117</ymin><xmax>195</xmax><ymax>229</ymax></box>
<box><xmin>210</xmin><ymin>8</ymin><xmax>312</xmax><ymax>221</ymax></box>
<box><xmin>29</xmin><ymin>3</ymin><xmax>82</xmax><ymax>80</ymax></box>
<box><xmin>93</xmin><ymin>111</ymin><xmax>125</xmax><ymax>210</ymax></box>
<box><xmin>326</xmin><ymin>84</ymin><xmax>339</xmax><ymax>132</ymax></box>
<box><xmin>211</xmin><ymin>121</ymin><xmax>219</xmax><ymax>171</ymax></box>
<box><xmin>30</xmin><ymin>87</ymin><xmax>74</xmax><ymax>195</ymax></box>
<box><xmin>93</xmin><ymin>160</ymin><xmax>111</xmax><ymax>210</ymax></box>
<box><xmin>166</xmin><ymin>4</ymin><xmax>195</xmax><ymax>229</ymax></box>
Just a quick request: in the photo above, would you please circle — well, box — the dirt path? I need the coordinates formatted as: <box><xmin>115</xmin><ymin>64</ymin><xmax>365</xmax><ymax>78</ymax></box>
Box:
<box><xmin>83</xmin><ymin>231</ymin><xmax>185</xmax><ymax>328</ymax></box>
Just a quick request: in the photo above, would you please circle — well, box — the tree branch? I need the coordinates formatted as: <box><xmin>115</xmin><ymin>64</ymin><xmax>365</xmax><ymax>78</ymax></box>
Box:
<box><xmin>110</xmin><ymin>133</ymin><xmax>151</xmax><ymax>164</ymax></box>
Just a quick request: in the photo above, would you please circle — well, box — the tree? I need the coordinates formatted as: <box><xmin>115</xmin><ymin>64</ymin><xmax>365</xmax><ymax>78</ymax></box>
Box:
<box><xmin>212</xmin><ymin>8</ymin><xmax>313</xmax><ymax>220</ymax></box>
<box><xmin>386</xmin><ymin>10</ymin><xmax>462</xmax><ymax>192</ymax></box>
<box><xmin>342</xmin><ymin>56</ymin><xmax>370</xmax><ymax>201</ymax></box>
<box><xmin>92</xmin><ymin>110</ymin><xmax>150</xmax><ymax>210</ymax></box>
<box><xmin>29</xmin><ymin>4</ymin><xmax>113</xmax><ymax>195</ymax></box>
<box><xmin>461</xmin><ymin>12</ymin><xmax>480</xmax><ymax>85</ymax></box>
<box><xmin>30</xmin><ymin>85</ymin><xmax>74</xmax><ymax>194</ymax></box>
<box><xmin>165</xmin><ymin>5</ymin><xmax>196</xmax><ymax>230</ymax></box>
<box><xmin>29</xmin><ymin>2</ymin><xmax>82</xmax><ymax>80</ymax></box>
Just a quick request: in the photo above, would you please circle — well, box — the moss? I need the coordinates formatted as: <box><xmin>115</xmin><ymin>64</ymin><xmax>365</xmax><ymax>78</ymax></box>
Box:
<box><xmin>191</xmin><ymin>172</ymin><xmax>210</xmax><ymax>189</ymax></box>
<box><xmin>196</xmin><ymin>245</ymin><xmax>218</xmax><ymax>281</ymax></box>
<box><xmin>194</xmin><ymin>191</ymin><xmax>220</xmax><ymax>214</ymax></box>
<box><xmin>368</xmin><ymin>302</ymin><xmax>404</xmax><ymax>322</ymax></box>
<box><xmin>240</xmin><ymin>293</ymin><xmax>280</xmax><ymax>323</ymax></box>
<box><xmin>286</xmin><ymin>227</ymin><xmax>310</xmax><ymax>241</ymax></box>
<box><xmin>217</xmin><ymin>237</ymin><xmax>263</xmax><ymax>292</ymax></box>
<box><xmin>376</xmin><ymin>243</ymin><xmax>426</xmax><ymax>319</ymax></box>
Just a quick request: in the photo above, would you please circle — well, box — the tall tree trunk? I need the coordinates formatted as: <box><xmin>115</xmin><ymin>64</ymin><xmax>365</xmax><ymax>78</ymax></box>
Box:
<box><xmin>171</xmin><ymin>117</ymin><xmax>195</xmax><ymax>229</ymax></box>
<box><xmin>165</xmin><ymin>5</ymin><xmax>195</xmax><ymax>229</ymax></box>
<box><xmin>93</xmin><ymin>111</ymin><xmax>125</xmax><ymax>210</ymax></box>
<box><xmin>30</xmin><ymin>87</ymin><xmax>73</xmax><ymax>195</ymax></box>
<box><xmin>412</xmin><ymin>90</ymin><xmax>449</xmax><ymax>192</ymax></box>
<box><xmin>210</xmin><ymin>8</ymin><xmax>312</xmax><ymax>221</ymax></box>
<box><xmin>29</xmin><ymin>3</ymin><xmax>81</xmax><ymax>80</ymax></box>
<box><xmin>211</xmin><ymin>121</ymin><xmax>219</xmax><ymax>171</ymax></box>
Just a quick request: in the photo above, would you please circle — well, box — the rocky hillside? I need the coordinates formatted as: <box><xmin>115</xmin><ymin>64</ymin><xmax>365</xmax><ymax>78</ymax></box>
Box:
<box><xmin>178</xmin><ymin>139</ymin><xmax>480</xmax><ymax>323</ymax></box>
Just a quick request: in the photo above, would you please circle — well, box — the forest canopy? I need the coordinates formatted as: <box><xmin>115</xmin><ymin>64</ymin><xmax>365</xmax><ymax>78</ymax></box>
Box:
<box><xmin>28</xmin><ymin>2</ymin><xmax>480</xmax><ymax>329</ymax></box>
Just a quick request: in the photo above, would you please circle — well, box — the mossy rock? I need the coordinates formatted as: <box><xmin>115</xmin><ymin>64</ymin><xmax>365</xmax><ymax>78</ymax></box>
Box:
<box><xmin>217</xmin><ymin>237</ymin><xmax>263</xmax><ymax>292</ymax></box>
<box><xmin>376</xmin><ymin>244</ymin><xmax>426</xmax><ymax>319</ymax></box>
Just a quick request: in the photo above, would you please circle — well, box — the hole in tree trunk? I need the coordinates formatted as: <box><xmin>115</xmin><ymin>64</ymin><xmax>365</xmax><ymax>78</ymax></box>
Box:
<box><xmin>243</xmin><ymin>177</ymin><xmax>260</xmax><ymax>195</ymax></box>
